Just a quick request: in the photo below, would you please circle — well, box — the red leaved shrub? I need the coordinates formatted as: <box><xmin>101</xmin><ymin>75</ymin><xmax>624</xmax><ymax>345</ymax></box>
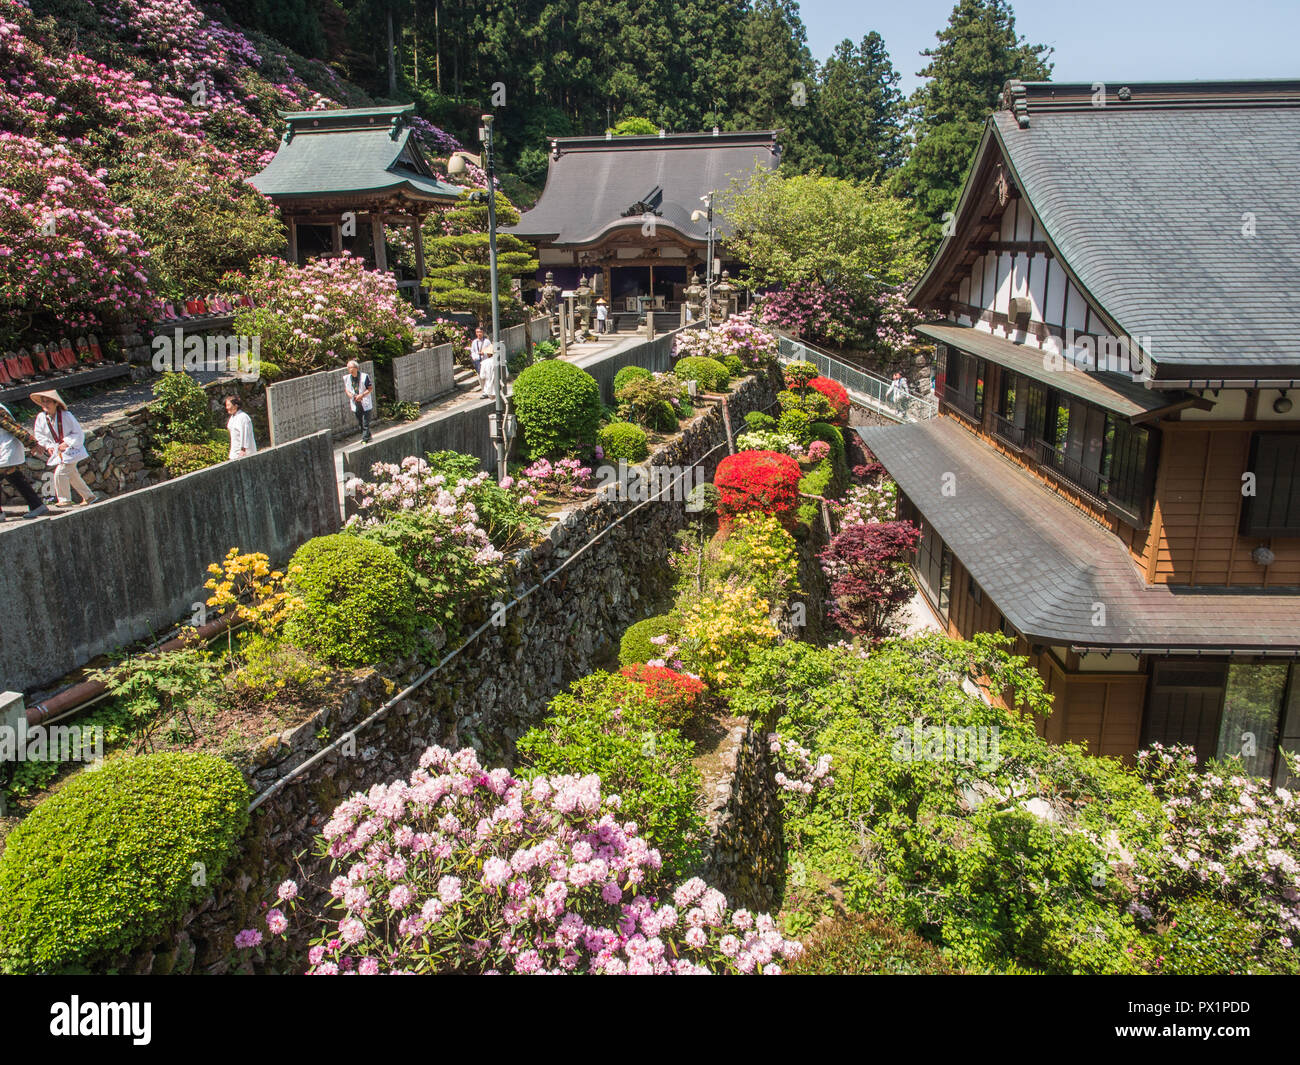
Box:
<box><xmin>807</xmin><ymin>376</ymin><xmax>850</xmax><ymax>424</ymax></box>
<box><xmin>818</xmin><ymin>520</ymin><xmax>922</xmax><ymax>640</ymax></box>
<box><xmin>619</xmin><ymin>664</ymin><xmax>709</xmax><ymax>729</ymax></box>
<box><xmin>714</xmin><ymin>449</ymin><xmax>802</xmax><ymax>523</ymax></box>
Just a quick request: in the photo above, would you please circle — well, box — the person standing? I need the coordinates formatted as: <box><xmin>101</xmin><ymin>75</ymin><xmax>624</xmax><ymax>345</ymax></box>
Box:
<box><xmin>595</xmin><ymin>298</ymin><xmax>608</xmax><ymax>335</ymax></box>
<box><xmin>0</xmin><ymin>401</ymin><xmax>49</xmax><ymax>520</ymax></box>
<box><xmin>31</xmin><ymin>390</ymin><xmax>99</xmax><ymax>508</ymax></box>
<box><xmin>225</xmin><ymin>395</ymin><xmax>256</xmax><ymax>460</ymax></box>
<box><xmin>478</xmin><ymin>335</ymin><xmax>498</xmax><ymax>400</ymax></box>
<box><xmin>469</xmin><ymin>326</ymin><xmax>490</xmax><ymax>384</ymax></box>
<box><xmin>344</xmin><ymin>360</ymin><xmax>374</xmax><ymax>443</ymax></box>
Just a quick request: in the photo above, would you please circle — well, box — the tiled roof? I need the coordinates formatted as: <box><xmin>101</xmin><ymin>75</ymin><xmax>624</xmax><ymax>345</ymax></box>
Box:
<box><xmin>506</xmin><ymin>131</ymin><xmax>780</xmax><ymax>246</ymax></box>
<box><xmin>915</xmin><ymin>322</ymin><xmax>1188</xmax><ymax>420</ymax></box>
<box><xmin>857</xmin><ymin>417</ymin><xmax>1300</xmax><ymax>651</ymax></box>
<box><xmin>990</xmin><ymin>97</ymin><xmax>1300</xmax><ymax>369</ymax></box>
<box><xmin>248</xmin><ymin>106</ymin><xmax>460</xmax><ymax>201</ymax></box>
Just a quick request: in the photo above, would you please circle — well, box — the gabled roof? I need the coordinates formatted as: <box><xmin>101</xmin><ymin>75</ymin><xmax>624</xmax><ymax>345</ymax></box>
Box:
<box><xmin>506</xmin><ymin>130</ymin><xmax>781</xmax><ymax>247</ymax></box>
<box><xmin>913</xmin><ymin>81</ymin><xmax>1300</xmax><ymax>378</ymax></box>
<box><xmin>248</xmin><ymin>104</ymin><xmax>461</xmax><ymax>203</ymax></box>
<box><xmin>858</xmin><ymin>417</ymin><xmax>1300</xmax><ymax>652</ymax></box>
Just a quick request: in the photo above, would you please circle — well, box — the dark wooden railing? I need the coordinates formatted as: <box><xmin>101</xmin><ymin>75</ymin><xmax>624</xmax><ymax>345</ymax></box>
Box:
<box><xmin>992</xmin><ymin>413</ymin><xmax>1026</xmax><ymax>449</ymax></box>
<box><xmin>1032</xmin><ymin>439</ymin><xmax>1106</xmax><ymax>504</ymax></box>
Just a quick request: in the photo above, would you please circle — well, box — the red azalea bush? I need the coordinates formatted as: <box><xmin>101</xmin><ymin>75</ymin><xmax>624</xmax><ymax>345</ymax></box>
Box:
<box><xmin>818</xmin><ymin>520</ymin><xmax>922</xmax><ymax>640</ymax></box>
<box><xmin>714</xmin><ymin>450</ymin><xmax>802</xmax><ymax>524</ymax></box>
<box><xmin>619</xmin><ymin>664</ymin><xmax>709</xmax><ymax>730</ymax></box>
<box><xmin>807</xmin><ymin>377</ymin><xmax>849</xmax><ymax>424</ymax></box>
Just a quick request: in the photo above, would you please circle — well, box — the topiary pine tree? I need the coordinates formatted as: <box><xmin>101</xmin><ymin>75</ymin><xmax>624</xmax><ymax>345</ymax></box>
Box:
<box><xmin>422</xmin><ymin>190</ymin><xmax>538</xmax><ymax>323</ymax></box>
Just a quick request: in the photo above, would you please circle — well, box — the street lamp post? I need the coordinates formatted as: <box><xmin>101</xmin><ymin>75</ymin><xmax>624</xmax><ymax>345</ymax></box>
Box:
<box><xmin>692</xmin><ymin>193</ymin><xmax>715</xmax><ymax>329</ymax></box>
<box><xmin>479</xmin><ymin>114</ymin><xmax>510</xmax><ymax>481</ymax></box>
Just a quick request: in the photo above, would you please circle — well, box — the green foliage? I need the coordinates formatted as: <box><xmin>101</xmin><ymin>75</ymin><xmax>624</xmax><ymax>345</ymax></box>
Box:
<box><xmin>616</xmin><ymin>372</ymin><xmax>685</xmax><ymax>431</ymax></box>
<box><xmin>88</xmin><ymin>645</ymin><xmax>222</xmax><ymax>752</ymax></box>
<box><xmin>598</xmin><ymin>421</ymin><xmax>649</xmax><ymax>462</ymax></box>
<box><xmin>744</xmin><ymin>411</ymin><xmax>776</xmax><ymax>432</ymax></box>
<box><xmin>790</xmin><ymin>914</ymin><xmax>956</xmax><ymax>975</ymax></box>
<box><xmin>608</xmin><ymin>116</ymin><xmax>659</xmax><ymax>135</ymax></box>
<box><xmin>513</xmin><ymin>360</ymin><xmax>603</xmax><ymax>458</ymax></box>
<box><xmin>813</xmin><ymin>33</ymin><xmax>908</xmax><ymax>182</ymax></box>
<box><xmin>734</xmin><ymin>636</ymin><xmax>1170</xmax><ymax>975</ymax></box>
<box><xmin>809</xmin><ymin>421</ymin><xmax>847</xmax><ymax>477</ymax></box>
<box><xmin>532</xmin><ymin>338</ymin><xmax>560</xmax><ymax>360</ymax></box>
<box><xmin>160</xmin><ymin>435</ymin><xmax>228</xmax><ymax>477</ymax></box>
<box><xmin>620</xmin><ymin>615</ymin><xmax>679</xmax><ymax>667</ymax></box>
<box><xmin>423</xmin><ymin>191</ymin><xmax>538</xmax><ymax>323</ymax></box>
<box><xmin>517</xmin><ymin>672</ymin><xmax>704</xmax><ymax>882</ymax></box>
<box><xmin>777</xmin><ymin>406</ymin><xmax>814</xmax><ymax>445</ymax></box>
<box><xmin>0</xmin><ymin>752</ymin><xmax>249</xmax><ymax>973</ymax></box>
<box><xmin>613</xmin><ymin>365</ymin><xmax>653</xmax><ymax>394</ymax></box>
<box><xmin>424</xmin><ymin>450</ymin><xmax>539</xmax><ymax>549</ymax></box>
<box><xmin>284</xmin><ymin>534</ymin><xmax>416</xmax><ymax>667</ymax></box>
<box><xmin>230</xmin><ymin>633</ymin><xmax>334</xmax><ymax>703</ymax></box>
<box><xmin>380</xmin><ymin>400</ymin><xmax>421</xmax><ymax>423</ymax></box>
<box><xmin>149</xmin><ymin>372</ymin><xmax>216</xmax><ymax>449</ymax></box>
<box><xmin>674</xmin><ymin>356</ymin><xmax>730</xmax><ymax>393</ymax></box>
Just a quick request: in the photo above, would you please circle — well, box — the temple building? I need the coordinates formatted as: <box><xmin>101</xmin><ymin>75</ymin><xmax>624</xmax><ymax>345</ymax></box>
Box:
<box><xmin>248</xmin><ymin>104</ymin><xmax>461</xmax><ymax>302</ymax></box>
<box><xmin>859</xmin><ymin>80</ymin><xmax>1300</xmax><ymax>783</ymax></box>
<box><xmin>507</xmin><ymin>129</ymin><xmax>780</xmax><ymax>317</ymax></box>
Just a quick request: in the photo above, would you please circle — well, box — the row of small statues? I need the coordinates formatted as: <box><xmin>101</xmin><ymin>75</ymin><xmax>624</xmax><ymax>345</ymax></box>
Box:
<box><xmin>534</xmin><ymin>269</ymin><xmax>737</xmax><ymax>334</ymax></box>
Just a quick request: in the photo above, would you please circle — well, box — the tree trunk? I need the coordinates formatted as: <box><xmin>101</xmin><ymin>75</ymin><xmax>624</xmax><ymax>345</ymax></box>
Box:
<box><xmin>386</xmin><ymin>6</ymin><xmax>397</xmax><ymax>95</ymax></box>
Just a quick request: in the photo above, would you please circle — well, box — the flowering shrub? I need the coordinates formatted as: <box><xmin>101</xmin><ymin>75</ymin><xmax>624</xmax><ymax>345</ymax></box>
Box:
<box><xmin>835</xmin><ymin>478</ymin><xmax>899</xmax><ymax>527</ymax></box>
<box><xmin>677</xmin><ymin>584</ymin><xmax>779</xmax><ymax>687</ymax></box>
<box><xmin>757</xmin><ymin>280</ymin><xmax>859</xmax><ymax>347</ymax></box>
<box><xmin>1133</xmin><ymin>744</ymin><xmax>1300</xmax><ymax>964</ymax></box>
<box><xmin>521</xmin><ymin>457</ymin><xmax>593</xmax><ymax>498</ymax></box>
<box><xmin>673</xmin><ymin>313</ymin><xmax>778</xmax><ymax>368</ymax></box>
<box><xmin>713</xmin><ymin>512</ymin><xmax>801</xmax><ymax>608</ymax></box>
<box><xmin>818</xmin><ymin>521</ymin><xmax>921</xmax><ymax>641</ymax></box>
<box><xmin>768</xmin><ymin>734</ymin><xmax>834</xmax><ymax>800</ymax></box>
<box><xmin>244</xmin><ymin>745</ymin><xmax>801</xmax><ymax>973</ymax></box>
<box><xmin>807</xmin><ymin>377</ymin><xmax>849</xmax><ymax>424</ymax></box>
<box><xmin>618</xmin><ymin>664</ymin><xmax>709</xmax><ymax>731</ymax></box>
<box><xmin>616</xmin><ymin>372</ymin><xmax>688</xmax><ymax>431</ymax></box>
<box><xmin>806</xmin><ymin>440</ymin><xmax>831</xmax><ymax>463</ymax></box>
<box><xmin>225</xmin><ymin>254</ymin><xmax>416</xmax><ymax>375</ymax></box>
<box><xmin>714</xmin><ymin>450</ymin><xmax>802</xmax><ymax>523</ymax></box>
<box><xmin>782</xmin><ymin>360</ymin><xmax>817</xmax><ymax>391</ymax></box>
<box><xmin>735</xmin><ymin>429</ymin><xmax>802</xmax><ymax>456</ymax></box>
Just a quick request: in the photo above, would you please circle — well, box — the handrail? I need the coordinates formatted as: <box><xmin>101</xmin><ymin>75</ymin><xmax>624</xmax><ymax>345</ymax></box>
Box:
<box><xmin>777</xmin><ymin>334</ymin><xmax>936</xmax><ymax>422</ymax></box>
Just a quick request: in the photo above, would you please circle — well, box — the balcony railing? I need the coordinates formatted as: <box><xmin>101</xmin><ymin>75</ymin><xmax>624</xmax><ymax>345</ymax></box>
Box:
<box><xmin>1032</xmin><ymin>439</ymin><xmax>1107</xmax><ymax>505</ymax></box>
<box><xmin>992</xmin><ymin>413</ymin><xmax>1026</xmax><ymax>449</ymax></box>
<box><xmin>943</xmin><ymin>387</ymin><xmax>982</xmax><ymax>422</ymax></box>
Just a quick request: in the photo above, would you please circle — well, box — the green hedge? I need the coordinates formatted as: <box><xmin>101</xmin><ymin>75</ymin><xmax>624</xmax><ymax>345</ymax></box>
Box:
<box><xmin>674</xmin><ymin>356</ymin><xmax>731</xmax><ymax>393</ymax></box>
<box><xmin>285</xmin><ymin>534</ymin><xmax>416</xmax><ymax>667</ymax></box>
<box><xmin>598</xmin><ymin>421</ymin><xmax>649</xmax><ymax>462</ymax></box>
<box><xmin>744</xmin><ymin>411</ymin><xmax>775</xmax><ymax>432</ymax></box>
<box><xmin>721</xmin><ymin>354</ymin><xmax>745</xmax><ymax>378</ymax></box>
<box><xmin>0</xmin><ymin>753</ymin><xmax>250</xmax><ymax>973</ymax></box>
<box><xmin>513</xmin><ymin>360</ymin><xmax>603</xmax><ymax>458</ymax></box>
<box><xmin>612</xmin><ymin>365</ymin><xmax>652</xmax><ymax>395</ymax></box>
<box><xmin>619</xmin><ymin>614</ymin><xmax>678</xmax><ymax>666</ymax></box>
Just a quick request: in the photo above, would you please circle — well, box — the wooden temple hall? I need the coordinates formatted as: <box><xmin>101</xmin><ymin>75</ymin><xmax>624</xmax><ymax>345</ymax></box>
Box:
<box><xmin>248</xmin><ymin>104</ymin><xmax>461</xmax><ymax>302</ymax></box>
<box><xmin>507</xmin><ymin>130</ymin><xmax>780</xmax><ymax>317</ymax></box>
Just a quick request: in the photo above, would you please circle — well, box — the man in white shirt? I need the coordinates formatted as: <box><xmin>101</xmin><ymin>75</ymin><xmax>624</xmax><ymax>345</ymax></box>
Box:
<box><xmin>469</xmin><ymin>326</ymin><xmax>490</xmax><ymax>384</ymax></box>
<box><xmin>595</xmin><ymin>299</ymin><xmax>608</xmax><ymax>334</ymax></box>
<box><xmin>344</xmin><ymin>360</ymin><xmax>375</xmax><ymax>442</ymax></box>
<box><xmin>225</xmin><ymin>395</ymin><xmax>257</xmax><ymax>460</ymax></box>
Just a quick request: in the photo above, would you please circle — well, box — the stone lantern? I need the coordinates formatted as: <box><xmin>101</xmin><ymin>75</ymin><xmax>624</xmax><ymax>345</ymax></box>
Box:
<box><xmin>684</xmin><ymin>270</ymin><xmax>706</xmax><ymax>323</ymax></box>
<box><xmin>539</xmin><ymin>270</ymin><xmax>562</xmax><ymax>334</ymax></box>
<box><xmin>714</xmin><ymin>269</ymin><xmax>737</xmax><ymax>320</ymax></box>
<box><xmin>575</xmin><ymin>273</ymin><xmax>593</xmax><ymax>332</ymax></box>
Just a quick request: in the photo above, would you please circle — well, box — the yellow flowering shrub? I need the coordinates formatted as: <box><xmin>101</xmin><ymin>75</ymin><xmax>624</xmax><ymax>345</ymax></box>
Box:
<box><xmin>677</xmin><ymin>584</ymin><xmax>778</xmax><ymax>687</ymax></box>
<box><xmin>714</xmin><ymin>513</ymin><xmax>800</xmax><ymax>607</ymax></box>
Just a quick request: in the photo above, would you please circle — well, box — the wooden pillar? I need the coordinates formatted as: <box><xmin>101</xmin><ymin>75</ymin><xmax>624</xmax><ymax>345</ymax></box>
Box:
<box><xmin>649</xmin><ymin>264</ymin><xmax>655</xmax><ymax>303</ymax></box>
<box><xmin>413</xmin><ymin>214</ymin><xmax>426</xmax><ymax>282</ymax></box>
<box><xmin>331</xmin><ymin>220</ymin><xmax>343</xmax><ymax>255</ymax></box>
<box><xmin>286</xmin><ymin>218</ymin><xmax>299</xmax><ymax>265</ymax></box>
<box><xmin>370</xmin><ymin>213</ymin><xmax>388</xmax><ymax>272</ymax></box>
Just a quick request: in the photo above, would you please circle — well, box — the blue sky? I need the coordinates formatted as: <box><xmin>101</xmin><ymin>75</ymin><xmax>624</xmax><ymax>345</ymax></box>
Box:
<box><xmin>798</xmin><ymin>0</ymin><xmax>1300</xmax><ymax>96</ymax></box>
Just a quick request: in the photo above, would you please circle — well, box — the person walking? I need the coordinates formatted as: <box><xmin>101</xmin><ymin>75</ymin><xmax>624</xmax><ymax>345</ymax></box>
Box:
<box><xmin>225</xmin><ymin>395</ymin><xmax>257</xmax><ymax>460</ymax></box>
<box><xmin>595</xmin><ymin>298</ymin><xmax>608</xmax><ymax>335</ymax></box>
<box><xmin>0</xmin><ymin>400</ymin><xmax>49</xmax><ymax>520</ymax></box>
<box><xmin>31</xmin><ymin>391</ymin><xmax>99</xmax><ymax>509</ymax></box>
<box><xmin>344</xmin><ymin>360</ymin><xmax>375</xmax><ymax>442</ymax></box>
<box><xmin>478</xmin><ymin>335</ymin><xmax>498</xmax><ymax>400</ymax></box>
<box><xmin>469</xmin><ymin>326</ymin><xmax>490</xmax><ymax>384</ymax></box>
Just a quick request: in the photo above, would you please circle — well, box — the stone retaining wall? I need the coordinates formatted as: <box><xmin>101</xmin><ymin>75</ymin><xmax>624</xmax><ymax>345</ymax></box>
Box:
<box><xmin>112</xmin><ymin>371</ymin><xmax>780</xmax><ymax>974</ymax></box>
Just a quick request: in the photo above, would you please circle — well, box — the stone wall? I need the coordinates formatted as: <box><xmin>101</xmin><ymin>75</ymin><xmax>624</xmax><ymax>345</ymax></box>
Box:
<box><xmin>112</xmin><ymin>371</ymin><xmax>780</xmax><ymax>974</ymax></box>
<box><xmin>0</xmin><ymin>431</ymin><xmax>340</xmax><ymax>695</ymax></box>
<box><xmin>698</xmin><ymin>718</ymin><xmax>786</xmax><ymax>914</ymax></box>
<box><xmin>392</xmin><ymin>344</ymin><xmax>455</xmax><ymax>405</ymax></box>
<box><xmin>266</xmin><ymin>361</ymin><xmax>374</xmax><ymax>446</ymax></box>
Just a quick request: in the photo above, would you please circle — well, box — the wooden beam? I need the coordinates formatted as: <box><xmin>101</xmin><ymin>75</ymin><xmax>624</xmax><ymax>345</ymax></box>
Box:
<box><xmin>370</xmin><ymin>213</ymin><xmax>388</xmax><ymax>272</ymax></box>
<box><xmin>287</xmin><ymin>219</ymin><xmax>299</xmax><ymax>265</ymax></box>
<box><xmin>413</xmin><ymin>214</ymin><xmax>426</xmax><ymax>282</ymax></box>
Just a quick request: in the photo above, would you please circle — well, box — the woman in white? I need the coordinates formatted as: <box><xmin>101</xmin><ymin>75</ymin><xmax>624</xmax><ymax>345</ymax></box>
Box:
<box><xmin>31</xmin><ymin>390</ymin><xmax>99</xmax><ymax>508</ymax></box>
<box><xmin>478</xmin><ymin>336</ymin><xmax>498</xmax><ymax>399</ymax></box>
<box><xmin>225</xmin><ymin>394</ymin><xmax>257</xmax><ymax>460</ymax></box>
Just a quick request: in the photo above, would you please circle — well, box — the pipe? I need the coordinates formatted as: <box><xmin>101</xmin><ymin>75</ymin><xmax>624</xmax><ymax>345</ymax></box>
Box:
<box><xmin>26</xmin><ymin>613</ymin><xmax>240</xmax><ymax>728</ymax></box>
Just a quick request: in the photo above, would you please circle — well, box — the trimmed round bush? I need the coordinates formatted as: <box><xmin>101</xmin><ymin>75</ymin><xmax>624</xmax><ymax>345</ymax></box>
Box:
<box><xmin>744</xmin><ymin>411</ymin><xmax>775</xmax><ymax>432</ymax></box>
<box><xmin>721</xmin><ymin>354</ymin><xmax>745</xmax><ymax>377</ymax></box>
<box><xmin>620</xmin><ymin>614</ymin><xmax>679</xmax><ymax>666</ymax></box>
<box><xmin>686</xmin><ymin>480</ymin><xmax>721</xmax><ymax>516</ymax></box>
<box><xmin>674</xmin><ymin>355</ymin><xmax>731</xmax><ymax>393</ymax></box>
<box><xmin>513</xmin><ymin>360</ymin><xmax>603</xmax><ymax>458</ymax></box>
<box><xmin>285</xmin><ymin>534</ymin><xmax>416</xmax><ymax>667</ymax></box>
<box><xmin>0</xmin><ymin>753</ymin><xmax>250</xmax><ymax>974</ymax></box>
<box><xmin>808</xmin><ymin>376</ymin><xmax>850</xmax><ymax>423</ymax></box>
<box><xmin>598</xmin><ymin>420</ymin><xmax>649</xmax><ymax>462</ymax></box>
<box><xmin>714</xmin><ymin>449</ymin><xmax>802</xmax><ymax>522</ymax></box>
<box><xmin>613</xmin><ymin>365</ymin><xmax>653</xmax><ymax>395</ymax></box>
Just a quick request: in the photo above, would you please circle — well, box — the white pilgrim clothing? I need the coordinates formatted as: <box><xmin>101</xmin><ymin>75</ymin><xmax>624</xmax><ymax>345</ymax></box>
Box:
<box><xmin>34</xmin><ymin>408</ymin><xmax>89</xmax><ymax>466</ymax></box>
<box><xmin>479</xmin><ymin>341</ymin><xmax>499</xmax><ymax>398</ymax></box>
<box><xmin>344</xmin><ymin>369</ymin><xmax>375</xmax><ymax>412</ymax></box>
<box><xmin>227</xmin><ymin>410</ymin><xmax>257</xmax><ymax>459</ymax></box>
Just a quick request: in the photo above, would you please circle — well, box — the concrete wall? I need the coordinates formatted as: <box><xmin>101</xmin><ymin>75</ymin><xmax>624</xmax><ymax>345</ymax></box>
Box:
<box><xmin>266</xmin><ymin>361</ymin><xmax>373</xmax><ymax>446</ymax></box>
<box><xmin>0</xmin><ymin>432</ymin><xmax>340</xmax><ymax>695</ymax></box>
<box><xmin>392</xmin><ymin>345</ymin><xmax>454</xmax><ymax>406</ymax></box>
<box><xmin>529</xmin><ymin>316</ymin><xmax>552</xmax><ymax>345</ymax></box>
<box><xmin>574</xmin><ymin>330</ymin><xmax>679</xmax><ymax>405</ymax></box>
<box><xmin>342</xmin><ymin>396</ymin><xmax>498</xmax><ymax>492</ymax></box>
